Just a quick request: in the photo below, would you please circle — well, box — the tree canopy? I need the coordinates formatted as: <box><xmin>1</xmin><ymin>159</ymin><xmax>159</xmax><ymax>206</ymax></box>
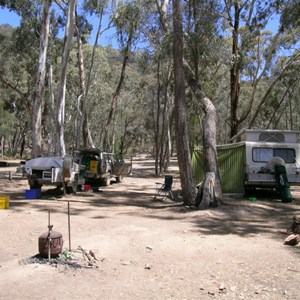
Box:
<box><xmin>0</xmin><ymin>0</ymin><xmax>299</xmax><ymax>203</ymax></box>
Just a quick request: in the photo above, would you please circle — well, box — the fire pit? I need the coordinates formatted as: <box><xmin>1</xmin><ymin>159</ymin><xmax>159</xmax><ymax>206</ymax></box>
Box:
<box><xmin>38</xmin><ymin>229</ymin><xmax>63</xmax><ymax>258</ymax></box>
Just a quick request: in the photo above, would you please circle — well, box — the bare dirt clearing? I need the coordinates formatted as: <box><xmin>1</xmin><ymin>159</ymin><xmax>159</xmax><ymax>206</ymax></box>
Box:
<box><xmin>0</xmin><ymin>158</ymin><xmax>300</xmax><ymax>300</ymax></box>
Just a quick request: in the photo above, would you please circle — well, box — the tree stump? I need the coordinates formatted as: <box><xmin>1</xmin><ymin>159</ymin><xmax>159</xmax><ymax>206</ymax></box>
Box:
<box><xmin>196</xmin><ymin>172</ymin><xmax>218</xmax><ymax>210</ymax></box>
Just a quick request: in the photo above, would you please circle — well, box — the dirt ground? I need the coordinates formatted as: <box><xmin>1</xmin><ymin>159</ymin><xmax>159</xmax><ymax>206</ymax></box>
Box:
<box><xmin>0</xmin><ymin>157</ymin><xmax>300</xmax><ymax>300</ymax></box>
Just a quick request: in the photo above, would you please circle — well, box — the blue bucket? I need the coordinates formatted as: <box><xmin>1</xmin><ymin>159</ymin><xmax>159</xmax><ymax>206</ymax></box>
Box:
<box><xmin>25</xmin><ymin>189</ymin><xmax>41</xmax><ymax>199</ymax></box>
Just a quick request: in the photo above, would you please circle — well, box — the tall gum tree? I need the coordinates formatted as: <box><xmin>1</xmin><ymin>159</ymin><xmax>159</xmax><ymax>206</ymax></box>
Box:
<box><xmin>55</xmin><ymin>0</ymin><xmax>76</xmax><ymax>157</ymax></box>
<box><xmin>75</xmin><ymin>0</ymin><xmax>112</xmax><ymax>149</ymax></box>
<box><xmin>173</xmin><ymin>0</ymin><xmax>197</xmax><ymax>205</ymax></box>
<box><xmin>223</xmin><ymin>0</ymin><xmax>300</xmax><ymax>138</ymax></box>
<box><xmin>32</xmin><ymin>0</ymin><xmax>52</xmax><ymax>158</ymax></box>
<box><xmin>102</xmin><ymin>0</ymin><xmax>141</xmax><ymax>152</ymax></box>
<box><xmin>158</xmin><ymin>0</ymin><xmax>222</xmax><ymax>206</ymax></box>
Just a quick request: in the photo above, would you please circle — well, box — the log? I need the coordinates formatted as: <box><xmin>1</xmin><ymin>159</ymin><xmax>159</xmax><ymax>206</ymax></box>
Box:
<box><xmin>78</xmin><ymin>246</ymin><xmax>92</xmax><ymax>261</ymax></box>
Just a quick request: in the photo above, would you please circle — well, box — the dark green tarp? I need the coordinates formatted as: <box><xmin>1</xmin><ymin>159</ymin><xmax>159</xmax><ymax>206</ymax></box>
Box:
<box><xmin>192</xmin><ymin>142</ymin><xmax>246</xmax><ymax>193</ymax></box>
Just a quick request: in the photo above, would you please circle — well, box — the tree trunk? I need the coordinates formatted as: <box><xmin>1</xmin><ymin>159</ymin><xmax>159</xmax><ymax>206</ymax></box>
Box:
<box><xmin>266</xmin><ymin>87</ymin><xmax>290</xmax><ymax>129</ymax></box>
<box><xmin>159</xmin><ymin>65</ymin><xmax>172</xmax><ymax>174</ymax></box>
<box><xmin>75</xmin><ymin>6</ymin><xmax>104</xmax><ymax>149</ymax></box>
<box><xmin>154</xmin><ymin>59</ymin><xmax>161</xmax><ymax>175</ymax></box>
<box><xmin>248</xmin><ymin>52</ymin><xmax>300</xmax><ymax>128</ymax></box>
<box><xmin>48</xmin><ymin>63</ymin><xmax>56</xmax><ymax>155</ymax></box>
<box><xmin>173</xmin><ymin>0</ymin><xmax>196</xmax><ymax>206</ymax></box>
<box><xmin>102</xmin><ymin>26</ymin><xmax>133</xmax><ymax>151</ymax></box>
<box><xmin>32</xmin><ymin>0</ymin><xmax>52</xmax><ymax>158</ymax></box>
<box><xmin>75</xmin><ymin>11</ymin><xmax>88</xmax><ymax>149</ymax></box>
<box><xmin>0</xmin><ymin>75</ymin><xmax>31</xmax><ymax>116</ymax></box>
<box><xmin>55</xmin><ymin>0</ymin><xmax>76</xmax><ymax>157</ymax></box>
<box><xmin>229</xmin><ymin>3</ymin><xmax>240</xmax><ymax>139</ymax></box>
<box><xmin>183</xmin><ymin>61</ymin><xmax>222</xmax><ymax>207</ymax></box>
<box><xmin>157</xmin><ymin>0</ymin><xmax>221</xmax><ymax>207</ymax></box>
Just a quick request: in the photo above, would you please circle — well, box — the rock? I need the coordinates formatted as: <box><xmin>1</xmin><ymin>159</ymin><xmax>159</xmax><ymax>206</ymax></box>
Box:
<box><xmin>284</xmin><ymin>234</ymin><xmax>300</xmax><ymax>246</ymax></box>
<box><xmin>229</xmin><ymin>286</ymin><xmax>236</xmax><ymax>292</ymax></box>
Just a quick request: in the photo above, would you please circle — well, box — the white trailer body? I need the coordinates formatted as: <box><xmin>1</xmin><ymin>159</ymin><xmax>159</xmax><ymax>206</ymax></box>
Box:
<box><xmin>231</xmin><ymin>129</ymin><xmax>300</xmax><ymax>188</ymax></box>
<box><xmin>25</xmin><ymin>156</ymin><xmax>79</xmax><ymax>190</ymax></box>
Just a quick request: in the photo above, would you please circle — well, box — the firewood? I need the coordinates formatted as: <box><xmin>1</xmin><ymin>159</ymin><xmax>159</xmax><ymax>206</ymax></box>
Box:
<box><xmin>78</xmin><ymin>246</ymin><xmax>92</xmax><ymax>261</ymax></box>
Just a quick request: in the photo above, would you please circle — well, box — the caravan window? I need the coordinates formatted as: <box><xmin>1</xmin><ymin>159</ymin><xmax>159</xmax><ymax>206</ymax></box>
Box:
<box><xmin>252</xmin><ymin>148</ymin><xmax>295</xmax><ymax>163</ymax></box>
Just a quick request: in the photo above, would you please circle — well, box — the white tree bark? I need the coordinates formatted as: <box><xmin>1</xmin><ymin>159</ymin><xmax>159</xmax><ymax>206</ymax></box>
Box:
<box><xmin>32</xmin><ymin>0</ymin><xmax>52</xmax><ymax>158</ymax></box>
<box><xmin>48</xmin><ymin>63</ymin><xmax>55</xmax><ymax>155</ymax></box>
<box><xmin>75</xmin><ymin>5</ymin><xmax>104</xmax><ymax>149</ymax></box>
<box><xmin>55</xmin><ymin>0</ymin><xmax>76</xmax><ymax>157</ymax></box>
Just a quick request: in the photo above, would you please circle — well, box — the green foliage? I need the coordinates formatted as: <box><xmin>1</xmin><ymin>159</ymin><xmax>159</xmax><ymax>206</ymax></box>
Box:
<box><xmin>0</xmin><ymin>0</ymin><xmax>299</xmax><ymax>157</ymax></box>
<box><xmin>280</xmin><ymin>0</ymin><xmax>300</xmax><ymax>31</ymax></box>
<box><xmin>0</xmin><ymin>100</ymin><xmax>16</xmax><ymax>138</ymax></box>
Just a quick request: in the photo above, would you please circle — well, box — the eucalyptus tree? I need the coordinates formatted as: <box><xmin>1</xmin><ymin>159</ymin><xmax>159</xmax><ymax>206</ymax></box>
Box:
<box><xmin>140</xmin><ymin>1</ymin><xmax>174</xmax><ymax>175</ymax></box>
<box><xmin>102</xmin><ymin>0</ymin><xmax>143</xmax><ymax>152</ymax></box>
<box><xmin>55</xmin><ymin>0</ymin><xmax>76</xmax><ymax>157</ymax></box>
<box><xmin>32</xmin><ymin>0</ymin><xmax>52</xmax><ymax>158</ymax></box>
<box><xmin>147</xmin><ymin>38</ymin><xmax>174</xmax><ymax>175</ymax></box>
<box><xmin>260</xmin><ymin>61</ymin><xmax>300</xmax><ymax>130</ymax></box>
<box><xmin>222</xmin><ymin>0</ymin><xmax>300</xmax><ymax>138</ymax></box>
<box><xmin>157</xmin><ymin>0</ymin><xmax>222</xmax><ymax>206</ymax></box>
<box><xmin>0</xmin><ymin>88</ymin><xmax>19</xmax><ymax>156</ymax></box>
<box><xmin>184</xmin><ymin>0</ymin><xmax>228</xmax><ymax>145</ymax></box>
<box><xmin>75</xmin><ymin>0</ymin><xmax>113</xmax><ymax>149</ymax></box>
<box><xmin>280</xmin><ymin>0</ymin><xmax>300</xmax><ymax>31</ymax></box>
<box><xmin>0</xmin><ymin>1</ymin><xmax>49</xmax><ymax>156</ymax></box>
<box><xmin>112</xmin><ymin>59</ymin><xmax>150</xmax><ymax>155</ymax></box>
<box><xmin>173</xmin><ymin>0</ymin><xmax>198</xmax><ymax>205</ymax></box>
<box><xmin>66</xmin><ymin>43</ymin><xmax>111</xmax><ymax>149</ymax></box>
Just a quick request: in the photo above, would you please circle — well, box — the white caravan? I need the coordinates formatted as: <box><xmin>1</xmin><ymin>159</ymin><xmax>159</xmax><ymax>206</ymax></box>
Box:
<box><xmin>231</xmin><ymin>129</ymin><xmax>300</xmax><ymax>189</ymax></box>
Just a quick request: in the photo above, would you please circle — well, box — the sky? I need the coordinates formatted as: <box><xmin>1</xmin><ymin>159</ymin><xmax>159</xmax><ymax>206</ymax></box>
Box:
<box><xmin>0</xmin><ymin>5</ymin><xmax>281</xmax><ymax>49</ymax></box>
<box><xmin>0</xmin><ymin>7</ymin><xmax>20</xmax><ymax>27</ymax></box>
<box><xmin>0</xmin><ymin>6</ymin><xmax>118</xmax><ymax>48</ymax></box>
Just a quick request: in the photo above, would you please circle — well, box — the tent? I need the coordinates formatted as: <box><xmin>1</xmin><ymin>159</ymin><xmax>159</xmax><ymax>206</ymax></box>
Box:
<box><xmin>192</xmin><ymin>142</ymin><xmax>245</xmax><ymax>193</ymax></box>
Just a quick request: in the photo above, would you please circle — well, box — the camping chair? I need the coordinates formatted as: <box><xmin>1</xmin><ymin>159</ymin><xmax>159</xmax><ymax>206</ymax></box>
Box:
<box><xmin>154</xmin><ymin>175</ymin><xmax>174</xmax><ymax>200</ymax></box>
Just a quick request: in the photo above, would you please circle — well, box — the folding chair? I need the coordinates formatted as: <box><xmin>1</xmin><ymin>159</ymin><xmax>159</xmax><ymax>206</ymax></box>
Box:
<box><xmin>154</xmin><ymin>175</ymin><xmax>174</xmax><ymax>200</ymax></box>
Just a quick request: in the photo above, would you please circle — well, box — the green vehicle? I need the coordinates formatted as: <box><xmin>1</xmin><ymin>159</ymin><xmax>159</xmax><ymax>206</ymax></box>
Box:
<box><xmin>75</xmin><ymin>148</ymin><xmax>132</xmax><ymax>187</ymax></box>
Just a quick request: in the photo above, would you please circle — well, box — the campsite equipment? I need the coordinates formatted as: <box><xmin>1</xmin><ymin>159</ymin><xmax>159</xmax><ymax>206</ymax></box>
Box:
<box><xmin>24</xmin><ymin>155</ymin><xmax>79</xmax><ymax>193</ymax></box>
<box><xmin>154</xmin><ymin>175</ymin><xmax>174</xmax><ymax>200</ymax></box>
<box><xmin>74</xmin><ymin>148</ymin><xmax>132</xmax><ymax>186</ymax></box>
<box><xmin>25</xmin><ymin>188</ymin><xmax>41</xmax><ymax>199</ymax></box>
<box><xmin>0</xmin><ymin>195</ymin><xmax>9</xmax><ymax>209</ymax></box>
<box><xmin>38</xmin><ymin>211</ymin><xmax>63</xmax><ymax>259</ymax></box>
<box><xmin>192</xmin><ymin>129</ymin><xmax>300</xmax><ymax>200</ymax></box>
<box><xmin>274</xmin><ymin>165</ymin><xmax>292</xmax><ymax>202</ymax></box>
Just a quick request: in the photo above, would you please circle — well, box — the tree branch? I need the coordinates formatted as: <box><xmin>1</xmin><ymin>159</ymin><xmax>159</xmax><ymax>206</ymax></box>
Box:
<box><xmin>0</xmin><ymin>73</ymin><xmax>32</xmax><ymax>116</ymax></box>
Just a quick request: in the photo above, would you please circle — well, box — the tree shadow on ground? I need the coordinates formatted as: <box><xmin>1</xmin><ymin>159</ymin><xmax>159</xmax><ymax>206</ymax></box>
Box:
<box><xmin>4</xmin><ymin>158</ymin><xmax>300</xmax><ymax>240</ymax></box>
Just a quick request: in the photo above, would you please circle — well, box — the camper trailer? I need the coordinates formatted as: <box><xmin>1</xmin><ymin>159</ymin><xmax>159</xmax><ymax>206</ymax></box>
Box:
<box><xmin>192</xmin><ymin>129</ymin><xmax>300</xmax><ymax>197</ymax></box>
<box><xmin>232</xmin><ymin>129</ymin><xmax>300</xmax><ymax>190</ymax></box>
<box><xmin>24</xmin><ymin>156</ymin><xmax>80</xmax><ymax>192</ymax></box>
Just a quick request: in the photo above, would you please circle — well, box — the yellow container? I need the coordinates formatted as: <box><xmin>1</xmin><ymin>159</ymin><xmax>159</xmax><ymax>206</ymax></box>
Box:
<box><xmin>90</xmin><ymin>160</ymin><xmax>98</xmax><ymax>172</ymax></box>
<box><xmin>0</xmin><ymin>196</ymin><xmax>10</xmax><ymax>209</ymax></box>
